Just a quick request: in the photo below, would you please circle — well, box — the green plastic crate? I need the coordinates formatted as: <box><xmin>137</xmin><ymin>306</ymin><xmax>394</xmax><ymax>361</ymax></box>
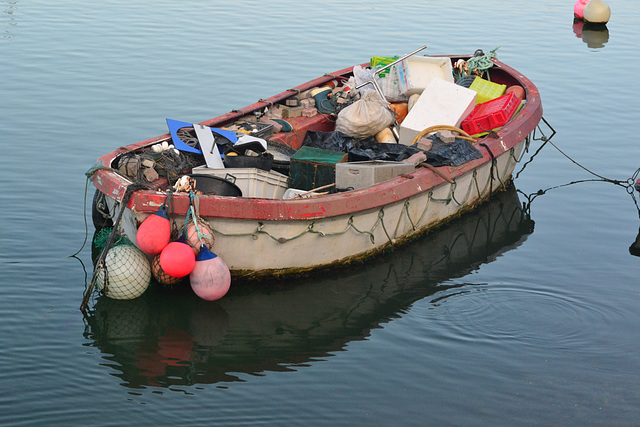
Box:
<box><xmin>469</xmin><ymin>77</ymin><xmax>506</xmax><ymax>104</ymax></box>
<box><xmin>289</xmin><ymin>146</ymin><xmax>348</xmax><ymax>191</ymax></box>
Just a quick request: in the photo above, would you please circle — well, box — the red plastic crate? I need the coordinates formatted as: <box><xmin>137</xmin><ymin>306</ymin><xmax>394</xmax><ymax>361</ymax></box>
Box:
<box><xmin>461</xmin><ymin>92</ymin><xmax>520</xmax><ymax>135</ymax></box>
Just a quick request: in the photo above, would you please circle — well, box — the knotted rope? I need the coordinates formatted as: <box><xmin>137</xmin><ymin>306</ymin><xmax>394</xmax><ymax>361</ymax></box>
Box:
<box><xmin>467</xmin><ymin>46</ymin><xmax>500</xmax><ymax>75</ymax></box>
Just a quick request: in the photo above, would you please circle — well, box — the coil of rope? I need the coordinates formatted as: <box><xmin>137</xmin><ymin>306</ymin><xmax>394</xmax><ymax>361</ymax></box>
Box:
<box><xmin>467</xmin><ymin>46</ymin><xmax>500</xmax><ymax>75</ymax></box>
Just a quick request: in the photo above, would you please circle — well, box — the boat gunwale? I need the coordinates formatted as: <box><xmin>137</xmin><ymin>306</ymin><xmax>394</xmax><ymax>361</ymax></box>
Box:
<box><xmin>90</xmin><ymin>56</ymin><xmax>542</xmax><ymax>221</ymax></box>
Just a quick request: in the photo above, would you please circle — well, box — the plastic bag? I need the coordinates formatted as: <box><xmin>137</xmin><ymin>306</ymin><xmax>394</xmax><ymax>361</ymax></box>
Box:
<box><xmin>353</xmin><ymin>64</ymin><xmax>407</xmax><ymax>102</ymax></box>
<box><xmin>352</xmin><ymin>65</ymin><xmax>378</xmax><ymax>96</ymax></box>
<box><xmin>377</xmin><ymin>64</ymin><xmax>409</xmax><ymax>103</ymax></box>
<box><xmin>349</xmin><ymin>143</ymin><xmax>421</xmax><ymax>163</ymax></box>
<box><xmin>335</xmin><ymin>91</ymin><xmax>395</xmax><ymax>139</ymax></box>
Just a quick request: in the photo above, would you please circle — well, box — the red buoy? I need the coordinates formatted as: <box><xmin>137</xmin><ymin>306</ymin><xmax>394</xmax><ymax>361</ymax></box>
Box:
<box><xmin>159</xmin><ymin>238</ymin><xmax>196</xmax><ymax>278</ymax></box>
<box><xmin>189</xmin><ymin>244</ymin><xmax>231</xmax><ymax>301</ymax></box>
<box><xmin>136</xmin><ymin>204</ymin><xmax>171</xmax><ymax>255</ymax></box>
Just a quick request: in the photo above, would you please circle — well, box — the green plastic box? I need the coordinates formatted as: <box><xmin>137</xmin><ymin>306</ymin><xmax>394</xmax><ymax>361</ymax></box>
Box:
<box><xmin>469</xmin><ymin>77</ymin><xmax>506</xmax><ymax>104</ymax></box>
<box><xmin>289</xmin><ymin>146</ymin><xmax>348</xmax><ymax>191</ymax></box>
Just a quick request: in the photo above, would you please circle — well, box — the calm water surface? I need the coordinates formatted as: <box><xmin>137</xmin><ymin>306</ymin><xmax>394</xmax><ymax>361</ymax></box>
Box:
<box><xmin>2</xmin><ymin>0</ymin><xmax>640</xmax><ymax>425</ymax></box>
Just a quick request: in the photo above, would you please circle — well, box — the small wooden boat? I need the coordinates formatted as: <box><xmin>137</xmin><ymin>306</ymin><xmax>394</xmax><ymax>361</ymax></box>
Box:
<box><xmin>88</xmin><ymin>49</ymin><xmax>543</xmax><ymax>281</ymax></box>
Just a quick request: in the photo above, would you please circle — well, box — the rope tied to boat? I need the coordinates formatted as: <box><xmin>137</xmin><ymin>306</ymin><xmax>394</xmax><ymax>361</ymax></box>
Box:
<box><xmin>85</xmin><ymin>164</ymin><xmax>118</xmax><ymax>178</ymax></box>
<box><xmin>80</xmin><ymin>183</ymin><xmax>146</xmax><ymax>313</ymax></box>
<box><xmin>467</xmin><ymin>46</ymin><xmax>500</xmax><ymax>76</ymax></box>
<box><xmin>479</xmin><ymin>143</ymin><xmax>496</xmax><ymax>198</ymax></box>
<box><xmin>77</xmin><ymin>164</ymin><xmax>144</xmax><ymax>257</ymax></box>
<box><xmin>181</xmin><ymin>191</ymin><xmax>215</xmax><ymax>250</ymax></box>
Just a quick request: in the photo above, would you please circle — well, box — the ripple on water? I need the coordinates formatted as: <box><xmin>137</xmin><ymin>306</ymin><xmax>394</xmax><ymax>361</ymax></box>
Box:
<box><xmin>413</xmin><ymin>281</ymin><xmax>632</xmax><ymax>356</ymax></box>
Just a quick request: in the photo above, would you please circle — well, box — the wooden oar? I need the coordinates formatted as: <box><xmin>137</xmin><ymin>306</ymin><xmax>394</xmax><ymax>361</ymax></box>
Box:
<box><xmin>294</xmin><ymin>183</ymin><xmax>335</xmax><ymax>198</ymax></box>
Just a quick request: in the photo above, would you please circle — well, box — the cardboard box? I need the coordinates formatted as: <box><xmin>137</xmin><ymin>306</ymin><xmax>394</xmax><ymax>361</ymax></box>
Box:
<box><xmin>399</xmin><ymin>79</ymin><xmax>477</xmax><ymax>146</ymax></box>
<box><xmin>335</xmin><ymin>161</ymin><xmax>415</xmax><ymax>190</ymax></box>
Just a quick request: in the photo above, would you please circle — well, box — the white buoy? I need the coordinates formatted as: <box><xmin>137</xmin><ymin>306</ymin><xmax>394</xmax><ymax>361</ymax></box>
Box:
<box><xmin>96</xmin><ymin>244</ymin><xmax>151</xmax><ymax>300</ymax></box>
<box><xmin>584</xmin><ymin>0</ymin><xmax>611</xmax><ymax>24</ymax></box>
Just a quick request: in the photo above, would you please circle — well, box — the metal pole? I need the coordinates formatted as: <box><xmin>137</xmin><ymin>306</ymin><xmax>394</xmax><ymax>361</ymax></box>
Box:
<box><xmin>353</xmin><ymin>45</ymin><xmax>428</xmax><ymax>143</ymax></box>
<box><xmin>372</xmin><ymin>44</ymin><xmax>428</xmax><ymax>77</ymax></box>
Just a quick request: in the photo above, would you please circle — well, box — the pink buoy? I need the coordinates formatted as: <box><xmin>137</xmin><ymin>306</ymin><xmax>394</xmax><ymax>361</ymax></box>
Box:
<box><xmin>159</xmin><ymin>237</ymin><xmax>196</xmax><ymax>278</ymax></box>
<box><xmin>186</xmin><ymin>221</ymin><xmax>214</xmax><ymax>254</ymax></box>
<box><xmin>574</xmin><ymin>0</ymin><xmax>589</xmax><ymax>19</ymax></box>
<box><xmin>136</xmin><ymin>204</ymin><xmax>171</xmax><ymax>255</ymax></box>
<box><xmin>189</xmin><ymin>244</ymin><xmax>231</xmax><ymax>301</ymax></box>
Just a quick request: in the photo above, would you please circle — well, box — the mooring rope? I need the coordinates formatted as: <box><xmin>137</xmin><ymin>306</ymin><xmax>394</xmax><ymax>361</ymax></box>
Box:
<box><xmin>79</xmin><ymin>183</ymin><xmax>146</xmax><ymax>313</ymax></box>
<box><xmin>546</xmin><ymin>138</ymin><xmax>624</xmax><ymax>184</ymax></box>
<box><xmin>70</xmin><ymin>176</ymin><xmax>92</xmax><ymax>258</ymax></box>
<box><xmin>71</xmin><ymin>165</ymin><xmax>123</xmax><ymax>258</ymax></box>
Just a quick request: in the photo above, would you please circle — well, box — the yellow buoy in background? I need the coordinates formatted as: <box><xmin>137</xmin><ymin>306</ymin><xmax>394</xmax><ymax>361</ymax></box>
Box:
<box><xmin>584</xmin><ymin>0</ymin><xmax>611</xmax><ymax>24</ymax></box>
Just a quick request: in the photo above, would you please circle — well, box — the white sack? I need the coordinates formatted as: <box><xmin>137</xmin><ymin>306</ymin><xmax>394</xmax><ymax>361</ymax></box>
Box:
<box><xmin>335</xmin><ymin>90</ymin><xmax>395</xmax><ymax>139</ymax></box>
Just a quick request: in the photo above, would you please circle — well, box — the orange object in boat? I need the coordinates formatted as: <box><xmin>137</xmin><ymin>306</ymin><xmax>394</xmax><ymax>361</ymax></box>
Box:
<box><xmin>389</xmin><ymin>103</ymin><xmax>409</xmax><ymax>123</ymax></box>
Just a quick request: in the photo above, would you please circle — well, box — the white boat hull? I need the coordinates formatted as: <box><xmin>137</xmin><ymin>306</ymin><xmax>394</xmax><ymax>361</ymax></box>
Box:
<box><xmin>109</xmin><ymin>137</ymin><xmax>525</xmax><ymax>277</ymax></box>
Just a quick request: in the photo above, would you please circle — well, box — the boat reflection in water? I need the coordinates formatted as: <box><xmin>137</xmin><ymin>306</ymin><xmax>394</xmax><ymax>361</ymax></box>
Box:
<box><xmin>83</xmin><ymin>184</ymin><xmax>534</xmax><ymax>389</ymax></box>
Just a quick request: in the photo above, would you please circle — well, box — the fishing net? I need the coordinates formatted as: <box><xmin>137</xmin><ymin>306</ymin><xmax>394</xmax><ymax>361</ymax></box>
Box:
<box><xmin>183</xmin><ymin>193</ymin><xmax>215</xmax><ymax>253</ymax></box>
<box><xmin>93</xmin><ymin>227</ymin><xmax>134</xmax><ymax>251</ymax></box>
<box><xmin>92</xmin><ymin>227</ymin><xmax>151</xmax><ymax>300</ymax></box>
<box><xmin>151</xmin><ymin>254</ymin><xmax>184</xmax><ymax>286</ymax></box>
<box><xmin>115</xmin><ymin>147</ymin><xmax>203</xmax><ymax>188</ymax></box>
<box><xmin>95</xmin><ymin>243</ymin><xmax>151</xmax><ymax>300</ymax></box>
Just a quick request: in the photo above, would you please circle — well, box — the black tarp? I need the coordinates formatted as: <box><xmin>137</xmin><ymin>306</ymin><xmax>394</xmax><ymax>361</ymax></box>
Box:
<box><xmin>423</xmin><ymin>135</ymin><xmax>483</xmax><ymax>167</ymax></box>
<box><xmin>302</xmin><ymin>130</ymin><xmax>483</xmax><ymax>166</ymax></box>
<box><xmin>302</xmin><ymin>131</ymin><xmax>420</xmax><ymax>162</ymax></box>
